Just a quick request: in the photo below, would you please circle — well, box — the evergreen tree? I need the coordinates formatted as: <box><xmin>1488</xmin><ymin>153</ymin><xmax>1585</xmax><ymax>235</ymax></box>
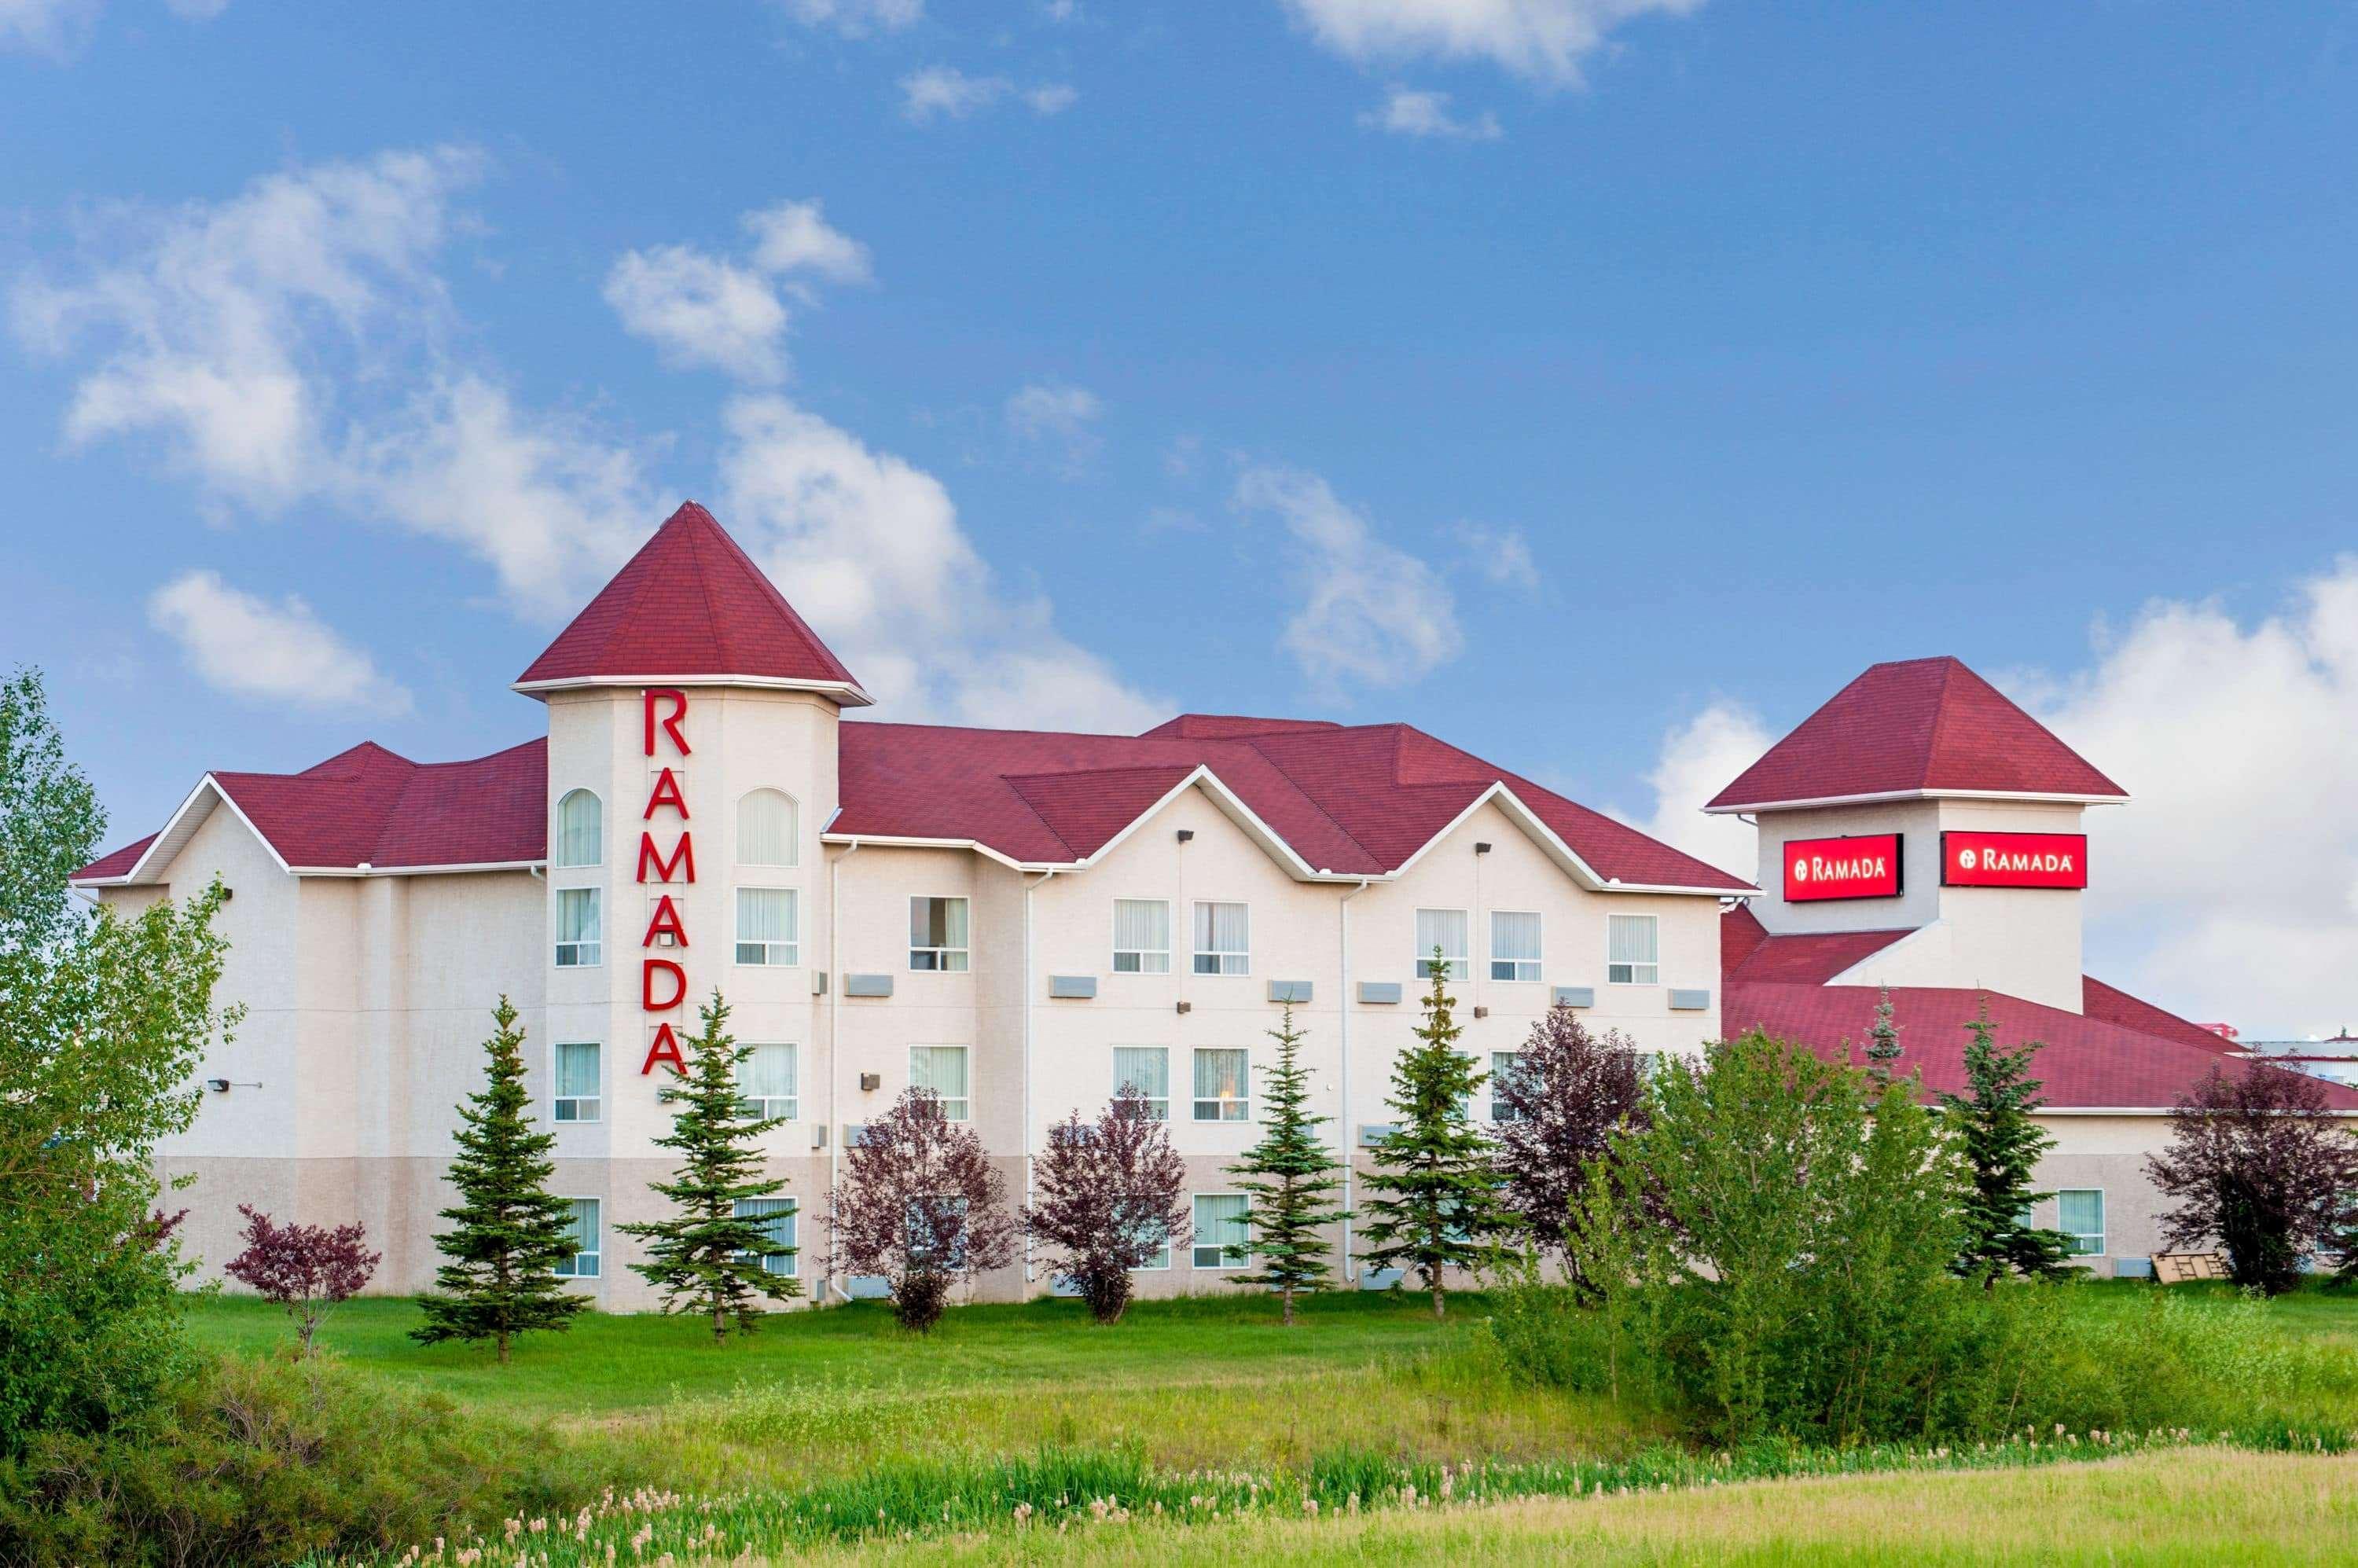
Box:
<box><xmin>412</xmin><ymin>997</ymin><xmax>586</xmax><ymax>1361</ymax></box>
<box><xmin>1937</xmin><ymin>1009</ymin><xmax>2075</xmax><ymax>1283</ymax></box>
<box><xmin>1359</xmin><ymin>949</ymin><xmax>1506</xmax><ymax>1319</ymax></box>
<box><xmin>1864</xmin><ymin>986</ymin><xmax>1904</xmax><ymax>1084</ymax></box>
<box><xmin>1222</xmin><ymin>1001</ymin><xmax>1347</xmax><ymax>1324</ymax></box>
<box><xmin>618</xmin><ymin>991</ymin><xmax>799</xmax><ymax>1340</ymax></box>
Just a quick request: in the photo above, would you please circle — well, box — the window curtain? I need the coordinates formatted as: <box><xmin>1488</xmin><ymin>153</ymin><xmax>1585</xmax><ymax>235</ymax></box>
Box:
<box><xmin>557</xmin><ymin>791</ymin><xmax>602</xmax><ymax>867</ymax></box>
<box><xmin>556</xmin><ymin>1041</ymin><xmax>599</xmax><ymax>1100</ymax></box>
<box><xmin>1113</xmin><ymin>1045</ymin><xmax>1168</xmax><ymax>1103</ymax></box>
<box><xmin>558</xmin><ymin>888</ymin><xmax>601</xmax><ymax>944</ymax></box>
<box><xmin>1493</xmin><ymin>911</ymin><xmax>1541</xmax><ymax>963</ymax></box>
<box><xmin>1608</xmin><ymin>914</ymin><xmax>1658</xmax><ymax>968</ymax></box>
<box><xmin>1416</xmin><ymin>908</ymin><xmax>1468</xmax><ymax>977</ymax></box>
<box><xmin>1195</xmin><ymin>901</ymin><xmax>1247</xmax><ymax>956</ymax></box>
<box><xmin>744</xmin><ymin>1042</ymin><xmax>797</xmax><ymax>1103</ymax></box>
<box><xmin>1195</xmin><ymin>1048</ymin><xmax>1246</xmax><ymax>1104</ymax></box>
<box><xmin>737</xmin><ymin>790</ymin><xmax>797</xmax><ymax>866</ymax></box>
<box><xmin>739</xmin><ymin>888</ymin><xmax>797</xmax><ymax>942</ymax></box>
<box><xmin>913</xmin><ymin>1046</ymin><xmax>970</xmax><ymax>1101</ymax></box>
<box><xmin>1113</xmin><ymin>899</ymin><xmax>1170</xmax><ymax>971</ymax></box>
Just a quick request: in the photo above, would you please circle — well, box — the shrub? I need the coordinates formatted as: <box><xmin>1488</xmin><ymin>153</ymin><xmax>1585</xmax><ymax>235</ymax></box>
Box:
<box><xmin>1488</xmin><ymin>1005</ymin><xmax>1644</xmax><ymax>1289</ymax></box>
<box><xmin>224</xmin><ymin>1206</ymin><xmax>380</xmax><ymax>1357</ymax></box>
<box><xmin>2147</xmin><ymin>1061</ymin><xmax>2358</xmax><ymax>1294</ymax></box>
<box><xmin>0</xmin><ymin>1353</ymin><xmax>616</xmax><ymax>1567</ymax></box>
<box><xmin>827</xmin><ymin>1087</ymin><xmax>1017</xmax><ymax>1332</ymax></box>
<box><xmin>1024</xmin><ymin>1091</ymin><xmax>1189</xmax><ymax>1325</ymax></box>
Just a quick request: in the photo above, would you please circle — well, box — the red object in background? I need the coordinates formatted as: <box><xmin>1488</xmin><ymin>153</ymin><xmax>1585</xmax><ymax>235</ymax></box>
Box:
<box><xmin>2200</xmin><ymin>1023</ymin><xmax>2241</xmax><ymax>1043</ymax></box>
<box><xmin>1941</xmin><ymin>830</ymin><xmax>2088</xmax><ymax>888</ymax></box>
<box><xmin>1783</xmin><ymin>833</ymin><xmax>1904</xmax><ymax>902</ymax></box>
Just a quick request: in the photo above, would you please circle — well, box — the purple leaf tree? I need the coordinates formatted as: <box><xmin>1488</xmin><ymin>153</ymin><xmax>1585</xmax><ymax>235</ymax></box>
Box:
<box><xmin>1023</xmin><ymin>1090</ymin><xmax>1190</xmax><ymax>1325</ymax></box>
<box><xmin>826</xmin><ymin>1087</ymin><xmax>1018</xmax><ymax>1331</ymax></box>
<box><xmin>1489</xmin><ymin>1004</ymin><xmax>1647</xmax><ymax>1293</ymax></box>
<box><xmin>222</xmin><ymin>1205</ymin><xmax>380</xmax><ymax>1357</ymax></box>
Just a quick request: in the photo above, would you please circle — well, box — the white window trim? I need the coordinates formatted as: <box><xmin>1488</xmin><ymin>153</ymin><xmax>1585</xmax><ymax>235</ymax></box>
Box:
<box><xmin>909</xmin><ymin>894</ymin><xmax>972</xmax><ymax>973</ymax></box>
<box><xmin>555</xmin><ymin>1196</ymin><xmax>601</xmax><ymax>1280</ymax></box>
<box><xmin>1606</xmin><ymin>913</ymin><xmax>1660</xmax><ymax>986</ymax></box>
<box><xmin>1112</xmin><ymin>1045</ymin><xmax>1171</xmax><ymax>1122</ymax></box>
<box><xmin>1192</xmin><ymin>1046</ymin><xmax>1252</xmax><ymax>1123</ymax></box>
<box><xmin>1111</xmin><ymin>896</ymin><xmax>1173</xmax><ymax>975</ymax></box>
<box><xmin>733</xmin><ymin>885</ymin><xmax>802</xmax><ymax>968</ymax></box>
<box><xmin>1130</xmin><ymin>1221</ymin><xmax>1173</xmax><ymax>1272</ymax></box>
<box><xmin>1489</xmin><ymin>909</ymin><xmax>1543</xmax><ymax>983</ymax></box>
<box><xmin>1192</xmin><ymin>1191</ymin><xmax>1253</xmax><ymax>1269</ymax></box>
<box><xmin>2057</xmin><ymin>1188</ymin><xmax>2106</xmax><ymax>1258</ymax></box>
<box><xmin>1415</xmin><ymin>907</ymin><xmax>1471</xmax><ymax>982</ymax></box>
<box><xmin>910</xmin><ymin>1044</ymin><xmax>972</xmax><ymax>1122</ymax></box>
<box><xmin>551</xmin><ymin>1039</ymin><xmax>602</xmax><ymax>1125</ymax></box>
<box><xmin>740</xmin><ymin>1041</ymin><xmax>800</xmax><ymax>1122</ymax></box>
<box><xmin>554</xmin><ymin>886</ymin><xmax>603</xmax><ymax>969</ymax></box>
<box><xmin>555</xmin><ymin>788</ymin><xmax>604</xmax><ymax>869</ymax></box>
<box><xmin>736</xmin><ymin>788</ymin><xmax>801</xmax><ymax>869</ymax></box>
<box><xmin>1192</xmin><ymin>898</ymin><xmax>1252</xmax><ymax>978</ymax></box>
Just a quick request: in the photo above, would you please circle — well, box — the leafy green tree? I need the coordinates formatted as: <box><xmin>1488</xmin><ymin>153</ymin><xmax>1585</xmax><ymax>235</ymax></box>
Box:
<box><xmin>1222</xmin><ymin>1001</ymin><xmax>1347</xmax><ymax>1323</ymax></box>
<box><xmin>618</xmin><ymin>992</ymin><xmax>799</xmax><ymax>1340</ymax></box>
<box><xmin>1359</xmin><ymin>949</ymin><xmax>1506</xmax><ymax>1319</ymax></box>
<box><xmin>1937</xmin><ymin>1010</ymin><xmax>2075</xmax><ymax>1283</ymax></box>
<box><xmin>0</xmin><ymin>666</ymin><xmax>240</xmax><ymax>1452</ymax></box>
<box><xmin>413</xmin><ymin>997</ymin><xmax>588</xmax><ymax>1361</ymax></box>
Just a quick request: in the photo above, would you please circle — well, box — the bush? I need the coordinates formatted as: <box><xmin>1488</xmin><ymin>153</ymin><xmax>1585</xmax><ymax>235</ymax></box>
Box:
<box><xmin>0</xmin><ymin>1352</ymin><xmax>619</xmax><ymax>1566</ymax></box>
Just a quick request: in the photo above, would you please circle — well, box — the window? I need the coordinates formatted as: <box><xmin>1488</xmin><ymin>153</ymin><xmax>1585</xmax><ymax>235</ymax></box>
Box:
<box><xmin>1489</xmin><ymin>1051</ymin><xmax>1528</xmax><ymax>1124</ymax></box>
<box><xmin>736</xmin><ymin>887</ymin><xmax>800</xmax><ymax>966</ymax></box>
<box><xmin>1193</xmin><ymin>1047</ymin><xmax>1249</xmax><ymax>1122</ymax></box>
<box><xmin>1131</xmin><ymin>1219</ymin><xmax>1171</xmax><ymax>1272</ymax></box>
<box><xmin>733</xmin><ymin>1197</ymin><xmax>797</xmax><ymax>1277</ymax></box>
<box><xmin>1416</xmin><ymin>909</ymin><xmax>1470</xmax><ymax>980</ymax></box>
<box><xmin>555</xmin><ymin>887</ymin><xmax>602</xmax><ymax>968</ymax></box>
<box><xmin>1490</xmin><ymin>911</ymin><xmax>1542</xmax><ymax>982</ymax></box>
<box><xmin>909</xmin><ymin>897</ymin><xmax>971</xmax><ymax>971</ymax></box>
<box><xmin>556</xmin><ymin>789</ymin><xmax>602</xmax><ymax>868</ymax></box>
<box><xmin>1192</xmin><ymin>901</ymin><xmax>1250</xmax><ymax>976</ymax></box>
<box><xmin>1112</xmin><ymin>1046</ymin><xmax>1170</xmax><ymax>1121</ymax></box>
<box><xmin>1112</xmin><ymin>898</ymin><xmax>1172</xmax><ymax>974</ymax></box>
<box><xmin>1193</xmin><ymin>1194</ymin><xmax>1251</xmax><ymax>1269</ymax></box>
<box><xmin>737</xmin><ymin>789</ymin><xmax>798</xmax><ymax>867</ymax></box>
<box><xmin>1607</xmin><ymin>914</ymin><xmax>1658</xmax><ymax>985</ymax></box>
<box><xmin>2058</xmin><ymin>1190</ymin><xmax>2106</xmax><ymax>1257</ymax></box>
<box><xmin>553</xmin><ymin>1041</ymin><xmax>601</xmax><ymax>1123</ymax></box>
<box><xmin>911</xmin><ymin>1045</ymin><xmax>971</xmax><ymax>1122</ymax></box>
<box><xmin>740</xmin><ymin>1042</ymin><xmax>798</xmax><ymax>1121</ymax></box>
<box><xmin>555</xmin><ymin>1199</ymin><xmax>600</xmax><ymax>1279</ymax></box>
<box><xmin>907</xmin><ymin>1195</ymin><xmax>970</xmax><ymax>1269</ymax></box>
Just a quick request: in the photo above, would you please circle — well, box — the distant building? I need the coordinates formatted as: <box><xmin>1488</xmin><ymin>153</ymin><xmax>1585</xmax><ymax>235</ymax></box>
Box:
<box><xmin>2238</xmin><ymin>1033</ymin><xmax>2358</xmax><ymax>1087</ymax></box>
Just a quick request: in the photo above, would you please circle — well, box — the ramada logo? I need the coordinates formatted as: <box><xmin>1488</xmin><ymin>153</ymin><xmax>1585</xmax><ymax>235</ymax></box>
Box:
<box><xmin>1783</xmin><ymin>833</ymin><xmax>1903</xmax><ymax>902</ymax></box>
<box><xmin>1942</xmin><ymin>831</ymin><xmax>2088</xmax><ymax>889</ymax></box>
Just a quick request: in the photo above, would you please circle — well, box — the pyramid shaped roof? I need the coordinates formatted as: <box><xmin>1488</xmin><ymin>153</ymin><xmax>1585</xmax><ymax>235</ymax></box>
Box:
<box><xmin>514</xmin><ymin>501</ymin><xmax>869</xmax><ymax>703</ymax></box>
<box><xmin>1705</xmin><ymin>656</ymin><xmax>2125</xmax><ymax>813</ymax></box>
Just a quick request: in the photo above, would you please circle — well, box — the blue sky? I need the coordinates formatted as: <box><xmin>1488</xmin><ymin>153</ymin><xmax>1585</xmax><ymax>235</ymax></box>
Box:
<box><xmin>6</xmin><ymin>1</ymin><xmax>2356</xmax><ymax>1034</ymax></box>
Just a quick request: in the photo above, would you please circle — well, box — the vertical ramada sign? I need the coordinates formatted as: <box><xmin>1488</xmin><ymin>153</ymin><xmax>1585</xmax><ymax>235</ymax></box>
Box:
<box><xmin>639</xmin><ymin>688</ymin><xmax>693</xmax><ymax>1074</ymax></box>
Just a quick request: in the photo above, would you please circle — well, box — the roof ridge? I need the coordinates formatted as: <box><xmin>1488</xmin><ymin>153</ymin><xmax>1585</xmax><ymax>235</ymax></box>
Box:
<box><xmin>1243</xmin><ymin>733</ymin><xmax>1387</xmax><ymax>871</ymax></box>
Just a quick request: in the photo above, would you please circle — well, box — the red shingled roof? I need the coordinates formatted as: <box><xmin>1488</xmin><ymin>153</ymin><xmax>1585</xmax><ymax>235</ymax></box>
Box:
<box><xmin>833</xmin><ymin>718</ymin><xmax>1754</xmax><ymax>887</ymax></box>
<box><xmin>1721</xmin><ymin>906</ymin><xmax>1915</xmax><ymax>984</ymax></box>
<box><xmin>514</xmin><ymin>501</ymin><xmax>867</xmax><ymax>701</ymax></box>
<box><xmin>72</xmin><ymin>740</ymin><xmax>548</xmax><ymax>881</ymax></box>
<box><xmin>1706</xmin><ymin>656</ymin><xmax>2126</xmax><ymax>811</ymax></box>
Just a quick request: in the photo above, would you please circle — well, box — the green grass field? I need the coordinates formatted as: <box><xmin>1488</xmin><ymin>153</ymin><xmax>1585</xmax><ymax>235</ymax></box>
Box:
<box><xmin>181</xmin><ymin>1282</ymin><xmax>2358</xmax><ymax>1565</ymax></box>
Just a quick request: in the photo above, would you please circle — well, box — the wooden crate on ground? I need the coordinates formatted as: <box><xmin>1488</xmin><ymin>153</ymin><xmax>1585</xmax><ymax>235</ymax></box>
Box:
<box><xmin>2151</xmin><ymin>1252</ymin><xmax>2230</xmax><ymax>1284</ymax></box>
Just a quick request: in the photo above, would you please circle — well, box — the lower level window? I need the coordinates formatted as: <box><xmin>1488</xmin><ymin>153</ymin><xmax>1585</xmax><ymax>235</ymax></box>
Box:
<box><xmin>556</xmin><ymin>1198</ymin><xmax>600</xmax><ymax>1279</ymax></box>
<box><xmin>734</xmin><ymin>1198</ymin><xmax>798</xmax><ymax>1276</ymax></box>
<box><xmin>1113</xmin><ymin>1045</ymin><xmax>1170</xmax><ymax>1121</ymax></box>
<box><xmin>911</xmin><ymin>1045</ymin><xmax>971</xmax><ymax>1122</ymax></box>
<box><xmin>1192</xmin><ymin>1193</ymin><xmax>1251</xmax><ymax>1269</ymax></box>
<box><xmin>2057</xmin><ymin>1189</ymin><xmax>2106</xmax><ymax>1257</ymax></box>
<box><xmin>1131</xmin><ymin>1219</ymin><xmax>1170</xmax><ymax>1272</ymax></box>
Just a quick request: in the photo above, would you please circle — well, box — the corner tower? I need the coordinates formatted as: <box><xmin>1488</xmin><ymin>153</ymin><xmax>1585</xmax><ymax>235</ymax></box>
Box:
<box><xmin>516</xmin><ymin>501</ymin><xmax>867</xmax><ymax>1296</ymax></box>
<box><xmin>1706</xmin><ymin>657</ymin><xmax>2126</xmax><ymax>1013</ymax></box>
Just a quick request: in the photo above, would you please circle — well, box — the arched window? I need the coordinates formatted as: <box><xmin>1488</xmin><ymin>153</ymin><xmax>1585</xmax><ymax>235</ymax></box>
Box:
<box><xmin>556</xmin><ymin>789</ymin><xmax>603</xmax><ymax>868</ymax></box>
<box><xmin>738</xmin><ymin>788</ymin><xmax>798</xmax><ymax>867</ymax></box>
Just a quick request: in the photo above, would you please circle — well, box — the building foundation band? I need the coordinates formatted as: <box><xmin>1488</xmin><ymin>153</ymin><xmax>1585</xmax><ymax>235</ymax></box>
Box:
<box><xmin>75</xmin><ymin>501</ymin><xmax>2343</xmax><ymax>1308</ymax></box>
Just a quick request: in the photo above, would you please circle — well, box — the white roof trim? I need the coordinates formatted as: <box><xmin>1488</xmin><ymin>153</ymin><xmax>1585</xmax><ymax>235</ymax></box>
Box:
<box><xmin>288</xmin><ymin>861</ymin><xmax>545</xmax><ymax>878</ymax></box>
<box><xmin>96</xmin><ymin>775</ymin><xmax>292</xmax><ymax>887</ymax></box>
<box><xmin>512</xmin><ymin>673</ymin><xmax>873</xmax><ymax>706</ymax></box>
<box><xmin>1704</xmin><ymin>787</ymin><xmax>2128</xmax><ymax>815</ymax></box>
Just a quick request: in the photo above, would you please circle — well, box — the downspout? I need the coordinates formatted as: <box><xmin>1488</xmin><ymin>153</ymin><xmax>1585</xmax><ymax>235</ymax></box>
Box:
<box><xmin>827</xmin><ymin>839</ymin><xmax>859</xmax><ymax>1304</ymax></box>
<box><xmin>1339</xmin><ymin>877</ymin><xmax>1372</xmax><ymax>1282</ymax></box>
<box><xmin>1022</xmin><ymin>868</ymin><xmax>1059</xmax><ymax>1287</ymax></box>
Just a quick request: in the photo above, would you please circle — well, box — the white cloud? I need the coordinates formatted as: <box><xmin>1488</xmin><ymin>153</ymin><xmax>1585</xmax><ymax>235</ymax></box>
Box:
<box><xmin>1623</xmin><ymin>700</ymin><xmax>1771</xmax><ymax>880</ymax></box>
<box><xmin>743</xmin><ymin>199</ymin><xmax>872</xmax><ymax>285</ymax></box>
<box><xmin>1453</xmin><ymin>522</ymin><xmax>1538</xmax><ymax>589</ymax></box>
<box><xmin>604</xmin><ymin>246</ymin><xmax>792</xmax><ymax>384</ymax></box>
<box><xmin>1360</xmin><ymin>86</ymin><xmax>1503</xmax><ymax>140</ymax></box>
<box><xmin>1005</xmin><ymin>380</ymin><xmax>1102</xmax><ymax>473</ymax></box>
<box><xmin>12</xmin><ymin>146</ymin><xmax>658</xmax><ymax>620</ymax></box>
<box><xmin>2017</xmin><ymin>559</ymin><xmax>2358</xmax><ymax>1038</ymax></box>
<box><xmin>1232</xmin><ymin>465</ymin><xmax>1462</xmax><ymax>694</ymax></box>
<box><xmin>776</xmin><ymin>0</ymin><xmax>920</xmax><ymax>35</ymax></box>
<box><xmin>163</xmin><ymin>0</ymin><xmax>228</xmax><ymax>17</ymax></box>
<box><xmin>0</xmin><ymin>0</ymin><xmax>98</xmax><ymax>56</ymax></box>
<box><xmin>1282</xmin><ymin>0</ymin><xmax>1706</xmax><ymax>85</ymax></box>
<box><xmin>899</xmin><ymin>65</ymin><xmax>1077</xmax><ymax>123</ymax></box>
<box><xmin>720</xmin><ymin>395</ymin><xmax>1166</xmax><ymax>732</ymax></box>
<box><xmin>148</xmin><ymin>569</ymin><xmax>413</xmax><ymax>716</ymax></box>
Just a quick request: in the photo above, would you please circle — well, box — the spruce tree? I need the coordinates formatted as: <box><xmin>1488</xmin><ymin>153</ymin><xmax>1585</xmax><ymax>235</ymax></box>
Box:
<box><xmin>1937</xmin><ymin>1009</ymin><xmax>2074</xmax><ymax>1282</ymax></box>
<box><xmin>1864</xmin><ymin>986</ymin><xmax>1904</xmax><ymax>1084</ymax></box>
<box><xmin>412</xmin><ymin>997</ymin><xmax>585</xmax><ymax>1361</ymax></box>
<box><xmin>1359</xmin><ymin>949</ymin><xmax>1506</xmax><ymax>1319</ymax></box>
<box><xmin>618</xmin><ymin>991</ymin><xmax>799</xmax><ymax>1340</ymax></box>
<box><xmin>1223</xmin><ymin>1001</ymin><xmax>1347</xmax><ymax>1324</ymax></box>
